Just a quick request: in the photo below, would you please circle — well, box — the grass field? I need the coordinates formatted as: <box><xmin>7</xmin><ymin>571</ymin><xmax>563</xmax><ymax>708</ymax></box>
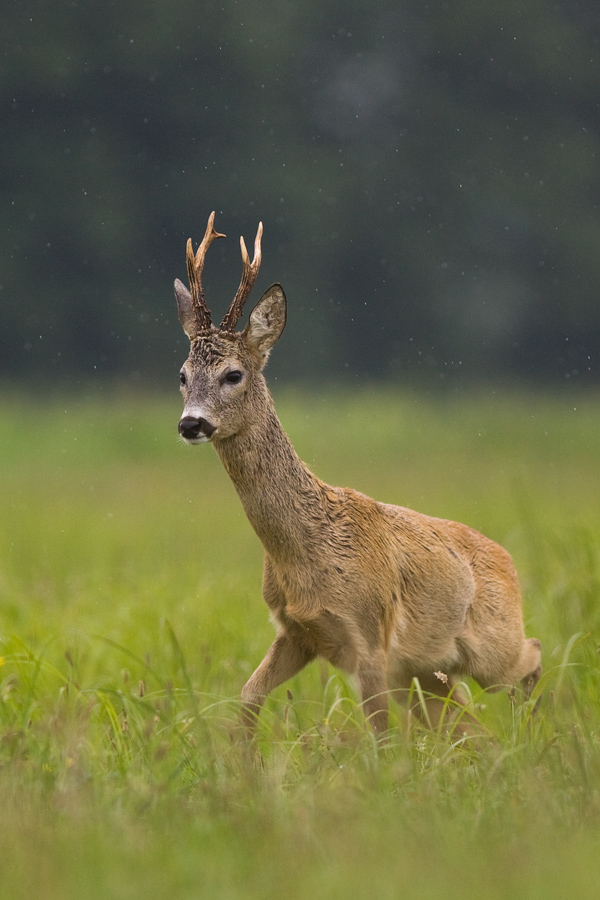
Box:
<box><xmin>1</xmin><ymin>386</ymin><xmax>600</xmax><ymax>899</ymax></box>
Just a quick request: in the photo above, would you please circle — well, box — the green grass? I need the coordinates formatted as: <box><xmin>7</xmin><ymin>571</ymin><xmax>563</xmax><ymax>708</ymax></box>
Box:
<box><xmin>1</xmin><ymin>386</ymin><xmax>600</xmax><ymax>899</ymax></box>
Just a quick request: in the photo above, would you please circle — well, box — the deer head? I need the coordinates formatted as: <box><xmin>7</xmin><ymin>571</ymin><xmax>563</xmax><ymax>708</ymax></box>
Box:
<box><xmin>174</xmin><ymin>212</ymin><xmax>287</xmax><ymax>444</ymax></box>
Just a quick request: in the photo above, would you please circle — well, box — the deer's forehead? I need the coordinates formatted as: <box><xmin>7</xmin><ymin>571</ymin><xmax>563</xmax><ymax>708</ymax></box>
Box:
<box><xmin>188</xmin><ymin>334</ymin><xmax>244</xmax><ymax>370</ymax></box>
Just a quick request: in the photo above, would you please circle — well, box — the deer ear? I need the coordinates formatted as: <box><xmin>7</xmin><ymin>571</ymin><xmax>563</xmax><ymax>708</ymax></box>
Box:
<box><xmin>174</xmin><ymin>278</ymin><xmax>198</xmax><ymax>339</ymax></box>
<box><xmin>243</xmin><ymin>283</ymin><xmax>286</xmax><ymax>365</ymax></box>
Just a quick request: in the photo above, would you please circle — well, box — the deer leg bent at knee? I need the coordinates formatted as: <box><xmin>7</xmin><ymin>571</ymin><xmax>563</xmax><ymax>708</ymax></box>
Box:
<box><xmin>241</xmin><ymin>632</ymin><xmax>314</xmax><ymax>736</ymax></box>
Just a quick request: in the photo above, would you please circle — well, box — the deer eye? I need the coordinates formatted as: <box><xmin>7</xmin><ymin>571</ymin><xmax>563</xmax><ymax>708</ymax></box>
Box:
<box><xmin>179</xmin><ymin>371</ymin><xmax>187</xmax><ymax>386</ymax></box>
<box><xmin>224</xmin><ymin>370</ymin><xmax>243</xmax><ymax>385</ymax></box>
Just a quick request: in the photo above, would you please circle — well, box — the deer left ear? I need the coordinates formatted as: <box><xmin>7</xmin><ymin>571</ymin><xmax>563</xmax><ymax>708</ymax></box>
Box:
<box><xmin>243</xmin><ymin>283</ymin><xmax>287</xmax><ymax>365</ymax></box>
<box><xmin>174</xmin><ymin>278</ymin><xmax>198</xmax><ymax>340</ymax></box>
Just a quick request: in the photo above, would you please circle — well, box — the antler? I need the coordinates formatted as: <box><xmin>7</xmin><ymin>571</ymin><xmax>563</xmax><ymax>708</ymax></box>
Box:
<box><xmin>220</xmin><ymin>222</ymin><xmax>263</xmax><ymax>332</ymax></box>
<box><xmin>185</xmin><ymin>211</ymin><xmax>226</xmax><ymax>333</ymax></box>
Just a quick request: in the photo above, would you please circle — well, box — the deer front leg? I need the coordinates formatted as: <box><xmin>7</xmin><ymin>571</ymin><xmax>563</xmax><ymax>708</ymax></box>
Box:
<box><xmin>357</xmin><ymin>651</ymin><xmax>389</xmax><ymax>734</ymax></box>
<box><xmin>241</xmin><ymin>630</ymin><xmax>315</xmax><ymax>736</ymax></box>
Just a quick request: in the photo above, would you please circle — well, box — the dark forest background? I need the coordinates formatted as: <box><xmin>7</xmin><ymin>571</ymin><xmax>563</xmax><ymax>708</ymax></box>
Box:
<box><xmin>3</xmin><ymin>0</ymin><xmax>600</xmax><ymax>388</ymax></box>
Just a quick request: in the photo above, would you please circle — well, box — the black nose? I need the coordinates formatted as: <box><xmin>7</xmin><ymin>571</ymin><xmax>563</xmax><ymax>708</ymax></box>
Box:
<box><xmin>178</xmin><ymin>416</ymin><xmax>216</xmax><ymax>440</ymax></box>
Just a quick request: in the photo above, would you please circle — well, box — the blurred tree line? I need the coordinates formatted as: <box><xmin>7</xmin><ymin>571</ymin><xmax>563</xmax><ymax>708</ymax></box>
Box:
<box><xmin>3</xmin><ymin>0</ymin><xmax>600</xmax><ymax>387</ymax></box>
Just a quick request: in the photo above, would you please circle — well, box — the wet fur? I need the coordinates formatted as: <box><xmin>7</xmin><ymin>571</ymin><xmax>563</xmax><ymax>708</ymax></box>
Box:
<box><xmin>176</xmin><ymin>265</ymin><xmax>542</xmax><ymax>736</ymax></box>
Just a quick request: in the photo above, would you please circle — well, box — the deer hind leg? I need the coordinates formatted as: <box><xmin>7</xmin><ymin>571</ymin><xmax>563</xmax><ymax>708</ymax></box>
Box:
<box><xmin>413</xmin><ymin>672</ymin><xmax>476</xmax><ymax>733</ymax></box>
<box><xmin>389</xmin><ymin>667</ymin><xmax>476</xmax><ymax>734</ymax></box>
<box><xmin>511</xmin><ymin>637</ymin><xmax>542</xmax><ymax>698</ymax></box>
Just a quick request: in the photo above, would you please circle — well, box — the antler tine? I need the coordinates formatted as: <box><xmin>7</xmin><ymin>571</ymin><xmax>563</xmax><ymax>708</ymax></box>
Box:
<box><xmin>220</xmin><ymin>221</ymin><xmax>263</xmax><ymax>332</ymax></box>
<box><xmin>186</xmin><ymin>211</ymin><xmax>226</xmax><ymax>333</ymax></box>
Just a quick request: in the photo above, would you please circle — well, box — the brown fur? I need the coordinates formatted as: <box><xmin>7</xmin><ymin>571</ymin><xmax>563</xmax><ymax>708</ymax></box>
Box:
<box><xmin>174</xmin><ymin>229</ymin><xmax>541</xmax><ymax>735</ymax></box>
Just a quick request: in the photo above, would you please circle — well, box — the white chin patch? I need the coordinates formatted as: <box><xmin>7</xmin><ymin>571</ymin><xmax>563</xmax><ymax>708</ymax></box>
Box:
<box><xmin>182</xmin><ymin>435</ymin><xmax>210</xmax><ymax>445</ymax></box>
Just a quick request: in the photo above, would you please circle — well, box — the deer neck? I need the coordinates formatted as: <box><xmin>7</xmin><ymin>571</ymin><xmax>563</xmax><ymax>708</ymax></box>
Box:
<box><xmin>213</xmin><ymin>382</ymin><xmax>324</xmax><ymax>561</ymax></box>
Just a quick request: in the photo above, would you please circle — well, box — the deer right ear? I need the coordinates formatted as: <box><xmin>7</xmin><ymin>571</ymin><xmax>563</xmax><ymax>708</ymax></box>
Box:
<box><xmin>243</xmin><ymin>283</ymin><xmax>287</xmax><ymax>366</ymax></box>
<box><xmin>174</xmin><ymin>278</ymin><xmax>197</xmax><ymax>339</ymax></box>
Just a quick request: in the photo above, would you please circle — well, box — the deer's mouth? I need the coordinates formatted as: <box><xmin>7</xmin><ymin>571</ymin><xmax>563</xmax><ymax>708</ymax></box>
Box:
<box><xmin>181</xmin><ymin>434</ymin><xmax>212</xmax><ymax>445</ymax></box>
<box><xmin>178</xmin><ymin>415</ymin><xmax>217</xmax><ymax>443</ymax></box>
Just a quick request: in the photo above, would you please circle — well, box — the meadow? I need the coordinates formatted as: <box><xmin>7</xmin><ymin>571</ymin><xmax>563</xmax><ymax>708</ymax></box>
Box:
<box><xmin>1</xmin><ymin>386</ymin><xmax>600</xmax><ymax>899</ymax></box>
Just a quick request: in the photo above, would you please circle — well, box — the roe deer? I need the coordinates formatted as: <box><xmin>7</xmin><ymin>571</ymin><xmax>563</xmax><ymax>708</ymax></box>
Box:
<box><xmin>173</xmin><ymin>212</ymin><xmax>541</xmax><ymax>735</ymax></box>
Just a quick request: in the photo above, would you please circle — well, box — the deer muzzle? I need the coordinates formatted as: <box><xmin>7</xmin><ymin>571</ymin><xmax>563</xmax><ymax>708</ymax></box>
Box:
<box><xmin>178</xmin><ymin>415</ymin><xmax>217</xmax><ymax>443</ymax></box>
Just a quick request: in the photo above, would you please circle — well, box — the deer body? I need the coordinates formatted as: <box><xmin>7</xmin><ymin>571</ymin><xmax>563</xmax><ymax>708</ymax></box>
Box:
<box><xmin>174</xmin><ymin>214</ymin><xmax>541</xmax><ymax>734</ymax></box>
